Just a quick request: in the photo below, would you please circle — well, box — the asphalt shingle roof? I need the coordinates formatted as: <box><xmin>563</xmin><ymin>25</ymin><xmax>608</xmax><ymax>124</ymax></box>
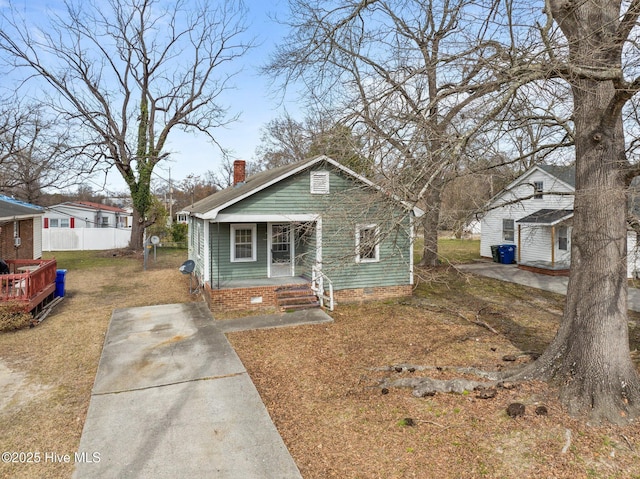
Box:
<box><xmin>538</xmin><ymin>164</ymin><xmax>576</xmax><ymax>187</ymax></box>
<box><xmin>517</xmin><ymin>208</ymin><xmax>573</xmax><ymax>225</ymax></box>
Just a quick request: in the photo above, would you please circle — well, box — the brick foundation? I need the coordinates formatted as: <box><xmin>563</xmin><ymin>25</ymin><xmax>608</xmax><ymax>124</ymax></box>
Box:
<box><xmin>205</xmin><ymin>283</ymin><xmax>293</xmax><ymax>314</ymax></box>
<box><xmin>333</xmin><ymin>284</ymin><xmax>413</xmax><ymax>304</ymax></box>
<box><xmin>204</xmin><ymin>282</ymin><xmax>413</xmax><ymax>313</ymax></box>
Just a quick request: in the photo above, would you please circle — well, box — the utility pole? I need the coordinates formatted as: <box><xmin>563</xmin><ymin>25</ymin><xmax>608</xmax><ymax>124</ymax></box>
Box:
<box><xmin>168</xmin><ymin>167</ymin><xmax>173</xmax><ymax>225</ymax></box>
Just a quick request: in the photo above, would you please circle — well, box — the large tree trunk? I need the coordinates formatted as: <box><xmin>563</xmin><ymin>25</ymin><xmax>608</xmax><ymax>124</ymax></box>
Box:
<box><xmin>510</xmin><ymin>0</ymin><xmax>640</xmax><ymax>424</ymax></box>
<box><xmin>418</xmin><ymin>182</ymin><xmax>443</xmax><ymax>267</ymax></box>
<box><xmin>129</xmin><ymin>209</ymin><xmax>146</xmax><ymax>251</ymax></box>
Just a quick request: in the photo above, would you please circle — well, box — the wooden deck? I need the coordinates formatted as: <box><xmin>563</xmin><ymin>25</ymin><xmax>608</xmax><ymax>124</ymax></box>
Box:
<box><xmin>0</xmin><ymin>259</ymin><xmax>58</xmax><ymax>312</ymax></box>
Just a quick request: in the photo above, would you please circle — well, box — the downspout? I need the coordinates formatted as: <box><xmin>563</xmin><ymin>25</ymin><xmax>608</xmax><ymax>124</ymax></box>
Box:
<box><xmin>217</xmin><ymin>222</ymin><xmax>220</xmax><ymax>290</ymax></box>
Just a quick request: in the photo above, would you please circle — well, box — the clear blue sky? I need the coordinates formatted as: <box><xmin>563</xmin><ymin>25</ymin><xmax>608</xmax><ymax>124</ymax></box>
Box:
<box><xmin>2</xmin><ymin>0</ymin><xmax>300</xmax><ymax>194</ymax></box>
<box><xmin>156</xmin><ymin>0</ymin><xmax>300</xmax><ymax>192</ymax></box>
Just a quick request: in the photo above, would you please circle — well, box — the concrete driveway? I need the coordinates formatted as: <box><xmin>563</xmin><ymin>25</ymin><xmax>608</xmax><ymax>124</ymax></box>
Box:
<box><xmin>73</xmin><ymin>302</ymin><xmax>310</xmax><ymax>479</ymax></box>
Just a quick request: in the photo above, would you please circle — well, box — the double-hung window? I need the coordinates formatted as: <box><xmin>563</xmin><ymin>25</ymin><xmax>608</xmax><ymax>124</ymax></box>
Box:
<box><xmin>356</xmin><ymin>224</ymin><xmax>380</xmax><ymax>263</ymax></box>
<box><xmin>533</xmin><ymin>181</ymin><xmax>544</xmax><ymax>199</ymax></box>
<box><xmin>231</xmin><ymin>224</ymin><xmax>257</xmax><ymax>262</ymax></box>
<box><xmin>503</xmin><ymin>219</ymin><xmax>515</xmax><ymax>242</ymax></box>
<box><xmin>558</xmin><ymin>226</ymin><xmax>568</xmax><ymax>251</ymax></box>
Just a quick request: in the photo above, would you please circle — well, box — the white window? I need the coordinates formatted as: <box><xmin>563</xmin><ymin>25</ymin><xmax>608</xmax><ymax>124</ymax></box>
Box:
<box><xmin>356</xmin><ymin>224</ymin><xmax>380</xmax><ymax>263</ymax></box>
<box><xmin>533</xmin><ymin>181</ymin><xmax>544</xmax><ymax>199</ymax></box>
<box><xmin>503</xmin><ymin>219</ymin><xmax>515</xmax><ymax>242</ymax></box>
<box><xmin>60</xmin><ymin>218</ymin><xmax>69</xmax><ymax>228</ymax></box>
<box><xmin>558</xmin><ymin>226</ymin><xmax>568</xmax><ymax>251</ymax></box>
<box><xmin>231</xmin><ymin>224</ymin><xmax>257</xmax><ymax>262</ymax></box>
<box><xmin>310</xmin><ymin>171</ymin><xmax>330</xmax><ymax>194</ymax></box>
<box><xmin>50</xmin><ymin>218</ymin><xmax>59</xmax><ymax>228</ymax></box>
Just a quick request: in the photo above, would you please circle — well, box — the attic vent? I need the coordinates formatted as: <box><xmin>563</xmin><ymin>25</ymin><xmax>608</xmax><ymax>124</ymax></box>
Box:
<box><xmin>310</xmin><ymin>170</ymin><xmax>330</xmax><ymax>194</ymax></box>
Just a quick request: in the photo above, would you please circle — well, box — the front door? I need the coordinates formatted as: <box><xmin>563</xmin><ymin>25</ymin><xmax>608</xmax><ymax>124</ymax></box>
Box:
<box><xmin>270</xmin><ymin>224</ymin><xmax>293</xmax><ymax>277</ymax></box>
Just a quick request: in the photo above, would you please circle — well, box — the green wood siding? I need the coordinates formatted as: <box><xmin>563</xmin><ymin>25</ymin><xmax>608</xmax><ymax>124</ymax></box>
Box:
<box><xmin>209</xmin><ymin>223</ymin><xmax>269</xmax><ymax>285</ymax></box>
<box><xmin>208</xmin><ymin>162</ymin><xmax>413</xmax><ymax>290</ymax></box>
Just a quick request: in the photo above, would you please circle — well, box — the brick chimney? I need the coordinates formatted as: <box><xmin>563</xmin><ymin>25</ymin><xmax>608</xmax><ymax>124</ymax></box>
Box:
<box><xmin>233</xmin><ymin>160</ymin><xmax>246</xmax><ymax>186</ymax></box>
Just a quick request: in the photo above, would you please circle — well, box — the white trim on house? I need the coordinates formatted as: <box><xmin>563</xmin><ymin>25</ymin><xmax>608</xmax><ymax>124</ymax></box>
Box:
<box><xmin>230</xmin><ymin>223</ymin><xmax>257</xmax><ymax>262</ymax></box>
<box><xmin>215</xmin><ymin>213</ymin><xmax>319</xmax><ymax>223</ymax></box>
<box><xmin>409</xmin><ymin>216</ymin><xmax>415</xmax><ymax>285</ymax></box>
<box><xmin>203</xmin><ymin>221</ymin><xmax>210</xmax><ymax>285</ymax></box>
<box><xmin>355</xmin><ymin>223</ymin><xmax>381</xmax><ymax>263</ymax></box>
<box><xmin>267</xmin><ymin>223</ymin><xmax>295</xmax><ymax>278</ymax></box>
<box><xmin>316</xmin><ymin>216</ymin><xmax>323</xmax><ymax>272</ymax></box>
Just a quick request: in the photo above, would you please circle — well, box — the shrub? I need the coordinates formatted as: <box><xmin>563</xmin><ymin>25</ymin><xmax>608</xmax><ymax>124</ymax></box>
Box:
<box><xmin>171</xmin><ymin>222</ymin><xmax>188</xmax><ymax>243</ymax></box>
<box><xmin>0</xmin><ymin>302</ymin><xmax>33</xmax><ymax>332</ymax></box>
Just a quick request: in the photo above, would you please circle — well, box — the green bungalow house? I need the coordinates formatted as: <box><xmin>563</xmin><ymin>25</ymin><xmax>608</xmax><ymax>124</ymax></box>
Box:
<box><xmin>184</xmin><ymin>155</ymin><xmax>423</xmax><ymax>313</ymax></box>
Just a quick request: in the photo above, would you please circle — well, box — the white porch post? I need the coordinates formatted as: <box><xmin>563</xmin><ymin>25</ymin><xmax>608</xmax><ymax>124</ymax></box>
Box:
<box><xmin>203</xmin><ymin>221</ymin><xmax>211</xmax><ymax>285</ymax></box>
<box><xmin>409</xmin><ymin>215</ymin><xmax>415</xmax><ymax>285</ymax></box>
<box><xmin>316</xmin><ymin>216</ymin><xmax>323</xmax><ymax>271</ymax></box>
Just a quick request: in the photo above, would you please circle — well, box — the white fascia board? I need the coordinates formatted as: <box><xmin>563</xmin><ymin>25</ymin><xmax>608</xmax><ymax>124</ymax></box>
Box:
<box><xmin>214</xmin><ymin>213</ymin><xmax>320</xmax><ymax>223</ymax></box>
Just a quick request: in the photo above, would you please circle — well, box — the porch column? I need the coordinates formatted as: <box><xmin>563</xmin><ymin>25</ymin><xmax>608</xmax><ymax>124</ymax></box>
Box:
<box><xmin>551</xmin><ymin>225</ymin><xmax>555</xmax><ymax>267</ymax></box>
<box><xmin>517</xmin><ymin>224</ymin><xmax>521</xmax><ymax>263</ymax></box>
<box><xmin>203</xmin><ymin>221</ymin><xmax>211</xmax><ymax>285</ymax></box>
<box><xmin>315</xmin><ymin>216</ymin><xmax>323</xmax><ymax>271</ymax></box>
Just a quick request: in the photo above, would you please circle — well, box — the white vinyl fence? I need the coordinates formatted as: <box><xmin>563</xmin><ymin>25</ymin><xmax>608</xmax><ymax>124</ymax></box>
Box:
<box><xmin>43</xmin><ymin>228</ymin><xmax>132</xmax><ymax>251</ymax></box>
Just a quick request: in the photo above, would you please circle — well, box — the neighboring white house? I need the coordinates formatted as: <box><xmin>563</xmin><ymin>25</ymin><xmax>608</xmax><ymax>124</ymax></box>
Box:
<box><xmin>42</xmin><ymin>201</ymin><xmax>133</xmax><ymax>251</ymax></box>
<box><xmin>480</xmin><ymin>164</ymin><xmax>640</xmax><ymax>277</ymax></box>
<box><xmin>175</xmin><ymin>210</ymin><xmax>189</xmax><ymax>224</ymax></box>
<box><xmin>44</xmin><ymin>201</ymin><xmax>131</xmax><ymax>229</ymax></box>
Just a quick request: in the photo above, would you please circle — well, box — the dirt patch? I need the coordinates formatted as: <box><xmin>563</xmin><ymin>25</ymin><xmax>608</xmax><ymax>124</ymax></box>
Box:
<box><xmin>0</xmin><ymin>361</ymin><xmax>51</xmax><ymax>413</ymax></box>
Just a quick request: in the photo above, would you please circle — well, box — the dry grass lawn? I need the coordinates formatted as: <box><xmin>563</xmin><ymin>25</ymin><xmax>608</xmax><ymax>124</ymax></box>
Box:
<box><xmin>0</xmin><ymin>249</ymin><xmax>197</xmax><ymax>479</ymax></box>
<box><xmin>1</xmin><ymin>245</ymin><xmax>640</xmax><ymax>478</ymax></box>
<box><xmin>228</xmin><ymin>268</ymin><xmax>640</xmax><ymax>479</ymax></box>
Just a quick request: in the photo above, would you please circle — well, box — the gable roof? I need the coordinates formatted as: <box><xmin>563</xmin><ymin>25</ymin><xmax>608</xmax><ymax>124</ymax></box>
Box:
<box><xmin>0</xmin><ymin>195</ymin><xmax>44</xmax><ymax>222</ymax></box>
<box><xmin>186</xmin><ymin>155</ymin><xmax>424</xmax><ymax>220</ymax></box>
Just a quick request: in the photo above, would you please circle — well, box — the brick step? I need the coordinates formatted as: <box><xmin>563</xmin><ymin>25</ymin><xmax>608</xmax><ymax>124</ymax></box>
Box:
<box><xmin>275</xmin><ymin>284</ymin><xmax>320</xmax><ymax>311</ymax></box>
<box><xmin>277</xmin><ymin>295</ymin><xmax>319</xmax><ymax>306</ymax></box>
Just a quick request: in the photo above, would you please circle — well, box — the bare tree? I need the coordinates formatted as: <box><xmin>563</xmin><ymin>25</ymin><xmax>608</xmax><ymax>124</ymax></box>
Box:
<box><xmin>271</xmin><ymin>0</ymin><xmax>640</xmax><ymax>424</ymax></box>
<box><xmin>266</xmin><ymin>0</ymin><xmax>567</xmax><ymax>266</ymax></box>
<box><xmin>254</xmin><ymin>111</ymin><xmax>372</xmax><ymax>175</ymax></box>
<box><xmin>0</xmin><ymin>0</ymin><xmax>252</xmax><ymax>248</ymax></box>
<box><xmin>0</xmin><ymin>99</ymin><xmax>96</xmax><ymax>202</ymax></box>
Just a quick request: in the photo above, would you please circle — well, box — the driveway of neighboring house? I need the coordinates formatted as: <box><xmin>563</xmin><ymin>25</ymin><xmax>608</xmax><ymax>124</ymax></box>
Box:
<box><xmin>73</xmin><ymin>302</ymin><xmax>331</xmax><ymax>479</ymax></box>
<box><xmin>457</xmin><ymin>262</ymin><xmax>640</xmax><ymax>312</ymax></box>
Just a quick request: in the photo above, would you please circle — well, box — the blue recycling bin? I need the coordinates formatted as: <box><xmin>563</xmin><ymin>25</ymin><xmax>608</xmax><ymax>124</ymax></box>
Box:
<box><xmin>55</xmin><ymin>269</ymin><xmax>67</xmax><ymax>297</ymax></box>
<box><xmin>498</xmin><ymin>245</ymin><xmax>516</xmax><ymax>264</ymax></box>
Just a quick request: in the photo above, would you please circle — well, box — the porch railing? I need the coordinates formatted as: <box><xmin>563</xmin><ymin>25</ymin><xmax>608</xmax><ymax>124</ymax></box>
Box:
<box><xmin>0</xmin><ymin>259</ymin><xmax>57</xmax><ymax>307</ymax></box>
<box><xmin>311</xmin><ymin>266</ymin><xmax>334</xmax><ymax>311</ymax></box>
